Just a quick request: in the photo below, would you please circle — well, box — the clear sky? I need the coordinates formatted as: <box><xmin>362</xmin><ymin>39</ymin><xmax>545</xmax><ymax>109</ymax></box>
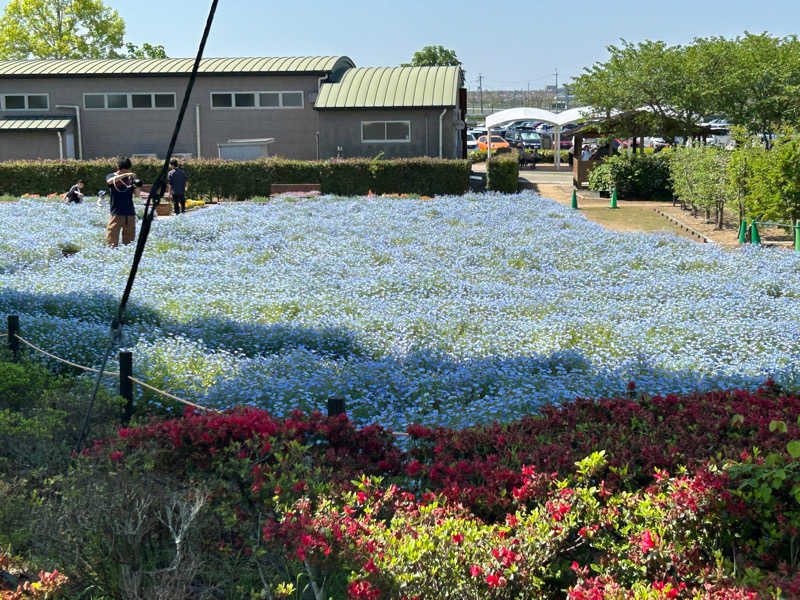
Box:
<box><xmin>3</xmin><ymin>0</ymin><xmax>800</xmax><ymax>90</ymax></box>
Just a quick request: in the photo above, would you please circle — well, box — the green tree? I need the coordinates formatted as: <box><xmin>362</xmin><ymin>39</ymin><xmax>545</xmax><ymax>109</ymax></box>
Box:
<box><xmin>696</xmin><ymin>33</ymin><xmax>800</xmax><ymax>147</ymax></box>
<box><xmin>403</xmin><ymin>45</ymin><xmax>461</xmax><ymax>67</ymax></box>
<box><xmin>123</xmin><ymin>42</ymin><xmax>167</xmax><ymax>59</ymax></box>
<box><xmin>746</xmin><ymin>130</ymin><xmax>800</xmax><ymax>227</ymax></box>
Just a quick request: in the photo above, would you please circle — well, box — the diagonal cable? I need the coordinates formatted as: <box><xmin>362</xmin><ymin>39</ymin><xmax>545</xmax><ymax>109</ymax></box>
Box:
<box><xmin>75</xmin><ymin>0</ymin><xmax>220</xmax><ymax>452</ymax></box>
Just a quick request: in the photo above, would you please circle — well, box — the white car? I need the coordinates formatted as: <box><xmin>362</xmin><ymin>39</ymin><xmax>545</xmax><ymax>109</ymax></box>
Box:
<box><xmin>467</xmin><ymin>132</ymin><xmax>478</xmax><ymax>150</ymax></box>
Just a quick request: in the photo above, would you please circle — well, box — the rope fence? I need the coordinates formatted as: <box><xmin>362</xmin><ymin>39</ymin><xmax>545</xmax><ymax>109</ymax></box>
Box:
<box><xmin>5</xmin><ymin>315</ymin><xmax>408</xmax><ymax>435</ymax></box>
<box><xmin>5</xmin><ymin>314</ymin><xmax>217</xmax><ymax>417</ymax></box>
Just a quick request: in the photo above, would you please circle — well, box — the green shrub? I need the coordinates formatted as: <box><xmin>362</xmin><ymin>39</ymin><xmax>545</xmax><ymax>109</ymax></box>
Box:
<box><xmin>588</xmin><ymin>153</ymin><xmax>672</xmax><ymax>199</ymax></box>
<box><xmin>487</xmin><ymin>151</ymin><xmax>519</xmax><ymax>193</ymax></box>
<box><xmin>0</xmin><ymin>157</ymin><xmax>471</xmax><ymax>200</ymax></box>
<box><xmin>468</xmin><ymin>149</ymin><xmax>487</xmax><ymax>163</ymax></box>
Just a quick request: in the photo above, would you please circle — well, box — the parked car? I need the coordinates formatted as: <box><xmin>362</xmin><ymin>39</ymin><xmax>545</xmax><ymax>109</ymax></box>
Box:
<box><xmin>506</xmin><ymin>128</ymin><xmax>542</xmax><ymax>150</ymax></box>
<box><xmin>477</xmin><ymin>135</ymin><xmax>510</xmax><ymax>152</ymax></box>
<box><xmin>467</xmin><ymin>132</ymin><xmax>478</xmax><ymax>151</ymax></box>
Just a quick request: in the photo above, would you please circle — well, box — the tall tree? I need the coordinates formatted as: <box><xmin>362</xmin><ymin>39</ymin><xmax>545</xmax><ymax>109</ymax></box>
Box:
<box><xmin>123</xmin><ymin>42</ymin><xmax>167</xmax><ymax>59</ymax></box>
<box><xmin>0</xmin><ymin>0</ymin><xmax>125</xmax><ymax>59</ymax></box>
<box><xmin>403</xmin><ymin>45</ymin><xmax>461</xmax><ymax>67</ymax></box>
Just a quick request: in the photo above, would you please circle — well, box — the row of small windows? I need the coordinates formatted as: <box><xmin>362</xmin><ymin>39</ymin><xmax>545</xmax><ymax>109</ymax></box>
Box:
<box><xmin>1</xmin><ymin>94</ymin><xmax>49</xmax><ymax>110</ymax></box>
<box><xmin>2</xmin><ymin>91</ymin><xmax>306</xmax><ymax>112</ymax></box>
<box><xmin>211</xmin><ymin>91</ymin><xmax>303</xmax><ymax>109</ymax></box>
<box><xmin>84</xmin><ymin>92</ymin><xmax>176</xmax><ymax>110</ymax></box>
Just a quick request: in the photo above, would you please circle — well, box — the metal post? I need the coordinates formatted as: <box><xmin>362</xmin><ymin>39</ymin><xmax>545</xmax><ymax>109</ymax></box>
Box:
<box><xmin>327</xmin><ymin>397</ymin><xmax>346</xmax><ymax>417</ymax></box>
<box><xmin>7</xmin><ymin>315</ymin><xmax>18</xmax><ymax>361</ymax></box>
<box><xmin>119</xmin><ymin>351</ymin><xmax>133</xmax><ymax>424</ymax></box>
<box><xmin>751</xmin><ymin>221</ymin><xmax>761</xmax><ymax>245</ymax></box>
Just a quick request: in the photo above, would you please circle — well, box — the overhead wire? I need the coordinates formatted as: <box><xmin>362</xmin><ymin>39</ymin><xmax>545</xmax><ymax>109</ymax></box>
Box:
<box><xmin>75</xmin><ymin>0</ymin><xmax>221</xmax><ymax>452</ymax></box>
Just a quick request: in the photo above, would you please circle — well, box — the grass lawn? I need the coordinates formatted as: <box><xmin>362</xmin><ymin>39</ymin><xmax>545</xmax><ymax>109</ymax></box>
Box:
<box><xmin>578</xmin><ymin>204</ymin><xmax>694</xmax><ymax>238</ymax></box>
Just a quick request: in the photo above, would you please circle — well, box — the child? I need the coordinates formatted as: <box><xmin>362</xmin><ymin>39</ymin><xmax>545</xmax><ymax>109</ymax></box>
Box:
<box><xmin>64</xmin><ymin>179</ymin><xmax>85</xmax><ymax>204</ymax></box>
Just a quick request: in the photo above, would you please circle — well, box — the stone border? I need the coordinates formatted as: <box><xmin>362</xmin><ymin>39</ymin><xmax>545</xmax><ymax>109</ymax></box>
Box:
<box><xmin>652</xmin><ymin>208</ymin><xmax>713</xmax><ymax>243</ymax></box>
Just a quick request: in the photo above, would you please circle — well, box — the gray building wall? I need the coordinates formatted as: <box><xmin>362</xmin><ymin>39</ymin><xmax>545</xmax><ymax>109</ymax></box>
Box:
<box><xmin>0</xmin><ymin>74</ymin><xmax>324</xmax><ymax>160</ymax></box>
<box><xmin>317</xmin><ymin>108</ymin><xmax>462</xmax><ymax>160</ymax></box>
<box><xmin>0</xmin><ymin>127</ymin><xmax>73</xmax><ymax>161</ymax></box>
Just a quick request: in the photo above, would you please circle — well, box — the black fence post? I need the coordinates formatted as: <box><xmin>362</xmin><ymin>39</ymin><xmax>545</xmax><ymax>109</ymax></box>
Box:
<box><xmin>119</xmin><ymin>351</ymin><xmax>133</xmax><ymax>425</ymax></box>
<box><xmin>327</xmin><ymin>397</ymin><xmax>346</xmax><ymax>417</ymax></box>
<box><xmin>7</xmin><ymin>315</ymin><xmax>19</xmax><ymax>361</ymax></box>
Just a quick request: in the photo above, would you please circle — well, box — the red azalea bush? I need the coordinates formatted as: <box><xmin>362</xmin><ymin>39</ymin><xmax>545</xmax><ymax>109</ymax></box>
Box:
<box><xmin>34</xmin><ymin>386</ymin><xmax>800</xmax><ymax>598</ymax></box>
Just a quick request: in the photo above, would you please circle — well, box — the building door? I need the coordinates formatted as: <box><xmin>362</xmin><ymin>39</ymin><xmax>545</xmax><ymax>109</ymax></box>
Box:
<box><xmin>64</xmin><ymin>133</ymin><xmax>75</xmax><ymax>159</ymax></box>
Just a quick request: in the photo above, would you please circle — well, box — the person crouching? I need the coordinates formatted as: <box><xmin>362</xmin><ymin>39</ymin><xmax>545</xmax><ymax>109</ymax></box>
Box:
<box><xmin>105</xmin><ymin>157</ymin><xmax>140</xmax><ymax>247</ymax></box>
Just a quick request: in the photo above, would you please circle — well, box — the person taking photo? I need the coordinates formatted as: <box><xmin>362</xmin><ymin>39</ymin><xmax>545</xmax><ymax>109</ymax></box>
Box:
<box><xmin>105</xmin><ymin>157</ymin><xmax>140</xmax><ymax>247</ymax></box>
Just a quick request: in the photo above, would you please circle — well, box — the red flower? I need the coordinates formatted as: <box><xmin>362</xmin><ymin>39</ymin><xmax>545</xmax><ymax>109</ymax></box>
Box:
<box><xmin>109</xmin><ymin>451</ymin><xmax>123</xmax><ymax>462</ymax></box>
<box><xmin>470</xmin><ymin>564</ymin><xmax>483</xmax><ymax>577</ymax></box>
<box><xmin>452</xmin><ymin>533</ymin><xmax>465</xmax><ymax>544</ymax></box>
<box><xmin>356</xmin><ymin>491</ymin><xmax>368</xmax><ymax>504</ymax></box>
<box><xmin>639</xmin><ymin>530</ymin><xmax>656</xmax><ymax>553</ymax></box>
<box><xmin>486</xmin><ymin>572</ymin><xmax>507</xmax><ymax>587</ymax></box>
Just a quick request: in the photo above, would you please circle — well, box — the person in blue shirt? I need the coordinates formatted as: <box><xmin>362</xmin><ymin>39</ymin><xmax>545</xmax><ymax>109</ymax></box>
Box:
<box><xmin>105</xmin><ymin>157</ymin><xmax>141</xmax><ymax>247</ymax></box>
<box><xmin>167</xmin><ymin>158</ymin><xmax>189</xmax><ymax>214</ymax></box>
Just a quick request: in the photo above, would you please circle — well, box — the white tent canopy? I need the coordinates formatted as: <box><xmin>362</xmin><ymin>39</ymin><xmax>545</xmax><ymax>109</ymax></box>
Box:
<box><xmin>485</xmin><ymin>107</ymin><xmax>598</xmax><ymax>168</ymax></box>
<box><xmin>485</xmin><ymin>106</ymin><xmax>593</xmax><ymax>129</ymax></box>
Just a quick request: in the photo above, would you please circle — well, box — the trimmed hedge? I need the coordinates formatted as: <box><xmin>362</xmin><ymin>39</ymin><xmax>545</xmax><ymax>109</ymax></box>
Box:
<box><xmin>487</xmin><ymin>150</ymin><xmax>519</xmax><ymax>193</ymax></box>
<box><xmin>0</xmin><ymin>157</ymin><xmax>471</xmax><ymax>199</ymax></box>
<box><xmin>587</xmin><ymin>153</ymin><xmax>673</xmax><ymax>200</ymax></box>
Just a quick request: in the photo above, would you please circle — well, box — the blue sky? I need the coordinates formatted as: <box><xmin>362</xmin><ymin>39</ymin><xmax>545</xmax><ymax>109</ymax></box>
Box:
<box><xmin>3</xmin><ymin>0</ymin><xmax>800</xmax><ymax>89</ymax></box>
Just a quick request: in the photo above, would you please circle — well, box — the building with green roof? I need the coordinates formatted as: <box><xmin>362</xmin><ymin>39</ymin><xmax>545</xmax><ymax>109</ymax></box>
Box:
<box><xmin>0</xmin><ymin>56</ymin><xmax>466</xmax><ymax>162</ymax></box>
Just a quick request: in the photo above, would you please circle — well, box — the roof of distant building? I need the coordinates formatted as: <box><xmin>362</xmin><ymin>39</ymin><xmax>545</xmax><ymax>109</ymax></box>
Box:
<box><xmin>316</xmin><ymin>66</ymin><xmax>463</xmax><ymax>109</ymax></box>
<box><xmin>0</xmin><ymin>56</ymin><xmax>355</xmax><ymax>78</ymax></box>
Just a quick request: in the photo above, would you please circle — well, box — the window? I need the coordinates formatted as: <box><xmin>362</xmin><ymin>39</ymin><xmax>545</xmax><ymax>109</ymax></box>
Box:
<box><xmin>132</xmin><ymin>94</ymin><xmax>152</xmax><ymax>108</ymax></box>
<box><xmin>259</xmin><ymin>92</ymin><xmax>279</xmax><ymax>107</ymax></box>
<box><xmin>154</xmin><ymin>94</ymin><xmax>175</xmax><ymax>108</ymax></box>
<box><xmin>84</xmin><ymin>94</ymin><xmax>105</xmax><ymax>109</ymax></box>
<box><xmin>211</xmin><ymin>90</ymin><xmax>304</xmax><ymax>109</ymax></box>
<box><xmin>211</xmin><ymin>93</ymin><xmax>232</xmax><ymax>108</ymax></box>
<box><xmin>107</xmin><ymin>94</ymin><xmax>128</xmax><ymax>109</ymax></box>
<box><xmin>282</xmin><ymin>92</ymin><xmax>303</xmax><ymax>107</ymax></box>
<box><xmin>235</xmin><ymin>92</ymin><xmax>256</xmax><ymax>107</ymax></box>
<box><xmin>361</xmin><ymin>121</ymin><xmax>411</xmax><ymax>143</ymax></box>
<box><xmin>2</xmin><ymin>93</ymin><xmax>48</xmax><ymax>111</ymax></box>
<box><xmin>83</xmin><ymin>92</ymin><xmax>177</xmax><ymax>110</ymax></box>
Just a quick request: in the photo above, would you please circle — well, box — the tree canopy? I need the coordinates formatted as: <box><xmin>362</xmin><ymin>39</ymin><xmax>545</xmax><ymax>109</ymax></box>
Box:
<box><xmin>402</xmin><ymin>45</ymin><xmax>461</xmax><ymax>67</ymax></box>
<box><xmin>572</xmin><ymin>33</ymin><xmax>800</xmax><ymax>140</ymax></box>
<box><xmin>0</xmin><ymin>0</ymin><xmax>166</xmax><ymax>60</ymax></box>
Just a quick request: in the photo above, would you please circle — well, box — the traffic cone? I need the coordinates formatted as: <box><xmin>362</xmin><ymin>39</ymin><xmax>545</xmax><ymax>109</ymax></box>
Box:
<box><xmin>738</xmin><ymin>220</ymin><xmax>746</xmax><ymax>245</ymax></box>
<box><xmin>795</xmin><ymin>224</ymin><xmax>800</xmax><ymax>252</ymax></box>
<box><xmin>571</xmin><ymin>189</ymin><xmax>578</xmax><ymax>209</ymax></box>
<box><xmin>751</xmin><ymin>221</ymin><xmax>761</xmax><ymax>245</ymax></box>
<box><xmin>610</xmin><ymin>188</ymin><xmax>618</xmax><ymax>209</ymax></box>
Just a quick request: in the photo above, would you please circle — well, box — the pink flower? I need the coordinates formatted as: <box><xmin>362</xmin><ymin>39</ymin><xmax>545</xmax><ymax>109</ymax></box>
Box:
<box><xmin>470</xmin><ymin>564</ymin><xmax>483</xmax><ymax>577</ymax></box>
<box><xmin>639</xmin><ymin>530</ymin><xmax>656</xmax><ymax>553</ymax></box>
<box><xmin>109</xmin><ymin>451</ymin><xmax>123</xmax><ymax>462</ymax></box>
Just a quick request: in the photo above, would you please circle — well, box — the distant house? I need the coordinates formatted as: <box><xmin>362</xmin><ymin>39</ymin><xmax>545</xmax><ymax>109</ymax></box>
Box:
<box><xmin>0</xmin><ymin>57</ymin><xmax>466</xmax><ymax>162</ymax></box>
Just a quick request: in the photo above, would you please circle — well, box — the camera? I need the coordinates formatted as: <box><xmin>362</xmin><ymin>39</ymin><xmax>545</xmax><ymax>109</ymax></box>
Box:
<box><xmin>133</xmin><ymin>178</ymin><xmax>143</xmax><ymax>187</ymax></box>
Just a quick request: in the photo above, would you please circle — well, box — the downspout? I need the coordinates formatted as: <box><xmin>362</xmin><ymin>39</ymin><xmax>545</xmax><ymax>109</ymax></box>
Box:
<box><xmin>57</xmin><ymin>131</ymin><xmax>63</xmax><ymax>160</ymax></box>
<box><xmin>55</xmin><ymin>105</ymin><xmax>82</xmax><ymax>159</ymax></box>
<box><xmin>195</xmin><ymin>104</ymin><xmax>201</xmax><ymax>158</ymax></box>
<box><xmin>439</xmin><ymin>108</ymin><xmax>448</xmax><ymax>158</ymax></box>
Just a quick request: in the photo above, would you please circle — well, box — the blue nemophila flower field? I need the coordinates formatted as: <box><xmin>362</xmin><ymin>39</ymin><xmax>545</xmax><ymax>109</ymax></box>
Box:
<box><xmin>2</xmin><ymin>194</ymin><xmax>799</xmax><ymax>429</ymax></box>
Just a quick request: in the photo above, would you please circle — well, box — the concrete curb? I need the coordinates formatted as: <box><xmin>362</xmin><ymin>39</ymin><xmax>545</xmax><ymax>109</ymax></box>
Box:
<box><xmin>652</xmin><ymin>208</ymin><xmax>713</xmax><ymax>243</ymax></box>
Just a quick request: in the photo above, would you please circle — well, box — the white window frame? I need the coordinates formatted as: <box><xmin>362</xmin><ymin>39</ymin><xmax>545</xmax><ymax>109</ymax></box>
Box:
<box><xmin>209</xmin><ymin>90</ymin><xmax>305</xmax><ymax>110</ymax></box>
<box><xmin>361</xmin><ymin>120</ymin><xmax>411</xmax><ymax>144</ymax></box>
<box><xmin>82</xmin><ymin>92</ymin><xmax>177</xmax><ymax>111</ymax></box>
<box><xmin>2</xmin><ymin>93</ymin><xmax>49</xmax><ymax>111</ymax></box>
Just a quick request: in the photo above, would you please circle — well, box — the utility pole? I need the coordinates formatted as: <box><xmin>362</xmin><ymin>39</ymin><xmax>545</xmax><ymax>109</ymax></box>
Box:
<box><xmin>478</xmin><ymin>74</ymin><xmax>484</xmax><ymax>114</ymax></box>
<box><xmin>527</xmin><ymin>81</ymin><xmax>530</xmax><ymax>106</ymax></box>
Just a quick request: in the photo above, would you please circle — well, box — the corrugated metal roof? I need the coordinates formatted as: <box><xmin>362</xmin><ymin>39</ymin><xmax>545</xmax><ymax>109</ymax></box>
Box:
<box><xmin>315</xmin><ymin>66</ymin><xmax>462</xmax><ymax>109</ymax></box>
<box><xmin>0</xmin><ymin>118</ymin><xmax>71</xmax><ymax>130</ymax></box>
<box><xmin>0</xmin><ymin>56</ymin><xmax>354</xmax><ymax>78</ymax></box>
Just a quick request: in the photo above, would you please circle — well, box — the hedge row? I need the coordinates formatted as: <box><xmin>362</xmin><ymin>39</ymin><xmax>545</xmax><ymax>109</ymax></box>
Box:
<box><xmin>0</xmin><ymin>157</ymin><xmax>471</xmax><ymax>199</ymax></box>
<box><xmin>587</xmin><ymin>153</ymin><xmax>673</xmax><ymax>200</ymax></box>
<box><xmin>487</xmin><ymin>150</ymin><xmax>519</xmax><ymax>193</ymax></box>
